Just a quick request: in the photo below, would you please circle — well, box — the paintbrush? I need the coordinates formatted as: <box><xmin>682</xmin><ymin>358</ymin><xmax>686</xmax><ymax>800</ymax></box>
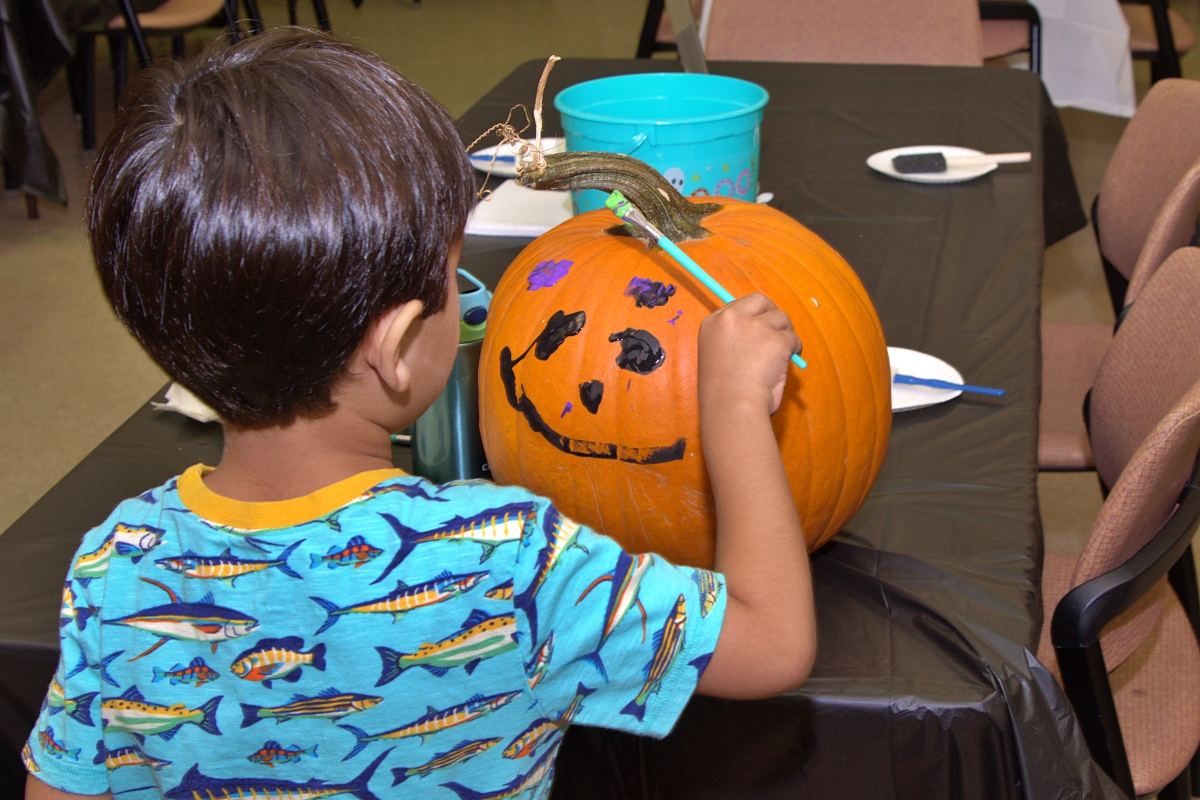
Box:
<box><xmin>605</xmin><ymin>190</ymin><xmax>807</xmax><ymax>370</ymax></box>
<box><xmin>892</xmin><ymin>151</ymin><xmax>1030</xmax><ymax>174</ymax></box>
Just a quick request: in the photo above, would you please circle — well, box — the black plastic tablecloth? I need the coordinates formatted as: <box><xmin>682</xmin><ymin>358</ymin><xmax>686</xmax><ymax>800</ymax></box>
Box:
<box><xmin>0</xmin><ymin>60</ymin><xmax>1111</xmax><ymax>799</ymax></box>
<box><xmin>1</xmin><ymin>0</ymin><xmax>71</xmax><ymax>204</ymax></box>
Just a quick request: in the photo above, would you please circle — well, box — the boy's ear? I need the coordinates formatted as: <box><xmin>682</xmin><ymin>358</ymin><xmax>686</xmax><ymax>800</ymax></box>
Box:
<box><xmin>365</xmin><ymin>300</ymin><xmax>425</xmax><ymax>393</ymax></box>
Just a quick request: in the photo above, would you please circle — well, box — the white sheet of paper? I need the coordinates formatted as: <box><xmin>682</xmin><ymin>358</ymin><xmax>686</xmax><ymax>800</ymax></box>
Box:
<box><xmin>151</xmin><ymin>382</ymin><xmax>220</xmax><ymax>423</ymax></box>
<box><xmin>465</xmin><ymin>180</ymin><xmax>573</xmax><ymax>238</ymax></box>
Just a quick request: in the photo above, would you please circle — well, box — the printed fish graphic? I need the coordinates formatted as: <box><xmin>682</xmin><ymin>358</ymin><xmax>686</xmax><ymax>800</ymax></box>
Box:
<box><xmin>21</xmin><ymin>742</ymin><xmax>39</xmax><ymax>773</ymax></box>
<box><xmin>310</xmin><ymin>570</ymin><xmax>488</xmax><ymax>635</ymax></box>
<box><xmin>240</xmin><ymin>688</ymin><xmax>383</xmax><ymax>728</ymax></box>
<box><xmin>573</xmin><ymin>551</ymin><xmax>652</xmax><ymax>681</ymax></box>
<box><xmin>154</xmin><ymin>540</ymin><xmax>303</xmax><ymax>586</ymax></box>
<box><xmin>692</xmin><ymin>569</ymin><xmax>720</xmax><ymax>618</ymax></box>
<box><xmin>502</xmin><ymin>682</ymin><xmax>593</xmax><ymax>760</ymax></box>
<box><xmin>101</xmin><ymin>685</ymin><xmax>221</xmax><ymax>743</ymax></box>
<box><xmin>247</xmin><ymin>740</ymin><xmax>318</xmax><ymax>768</ymax></box>
<box><xmin>46</xmin><ymin>676</ymin><xmax>97</xmax><ymax>726</ymax></box>
<box><xmin>485</xmin><ymin>579</ymin><xmax>514</xmax><ymax>601</ymax></box>
<box><xmin>153</xmin><ymin>656</ymin><xmax>220</xmax><ymax>687</ymax></box>
<box><xmin>310</xmin><ymin>536</ymin><xmax>384</xmax><ymax>570</ymax></box>
<box><xmin>525</xmin><ymin>632</ymin><xmax>554</xmax><ymax>691</ymax></box>
<box><xmin>373</xmin><ymin>503</ymin><xmax>536</xmax><ymax>584</ymax></box>
<box><xmin>37</xmin><ymin>727</ymin><xmax>80</xmax><ymax>761</ymax></box>
<box><xmin>72</xmin><ymin>523</ymin><xmax>166</xmax><ymax>585</ymax></box>
<box><xmin>230</xmin><ymin>636</ymin><xmax>326</xmax><ymax>688</ymax></box>
<box><xmin>621</xmin><ymin>594</ymin><xmax>688</xmax><ymax>722</ymax></box>
<box><xmin>59</xmin><ymin>581</ymin><xmax>98</xmax><ymax>631</ymax></box>
<box><xmin>94</xmin><ymin>741</ymin><xmax>172</xmax><ymax>771</ymax></box>
<box><xmin>390</xmin><ymin>737</ymin><xmax>503</xmax><ymax>786</ymax></box>
<box><xmin>442</xmin><ymin>742</ymin><xmax>559</xmax><ymax>800</ymax></box>
<box><xmin>514</xmin><ymin>507</ymin><xmax>587</xmax><ymax>644</ymax></box>
<box><xmin>338</xmin><ymin>690</ymin><xmax>520</xmax><ymax>760</ymax></box>
<box><xmin>166</xmin><ymin>749</ymin><xmax>391</xmax><ymax>800</ymax></box>
<box><xmin>103</xmin><ymin>577</ymin><xmax>259</xmax><ymax>661</ymax></box>
<box><xmin>65</xmin><ymin>650</ymin><xmax>123</xmax><ymax>688</ymax></box>
<box><xmin>323</xmin><ymin>482</ymin><xmax>449</xmax><ymax>531</ymax></box>
<box><xmin>376</xmin><ymin>609</ymin><xmax>519</xmax><ymax>685</ymax></box>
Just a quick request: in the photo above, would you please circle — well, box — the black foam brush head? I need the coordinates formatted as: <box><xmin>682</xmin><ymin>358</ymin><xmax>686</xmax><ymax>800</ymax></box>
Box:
<box><xmin>892</xmin><ymin>153</ymin><xmax>948</xmax><ymax>174</ymax></box>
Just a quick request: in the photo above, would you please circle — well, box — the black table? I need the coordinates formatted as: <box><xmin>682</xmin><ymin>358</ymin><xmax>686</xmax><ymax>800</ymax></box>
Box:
<box><xmin>0</xmin><ymin>59</ymin><xmax>1111</xmax><ymax>799</ymax></box>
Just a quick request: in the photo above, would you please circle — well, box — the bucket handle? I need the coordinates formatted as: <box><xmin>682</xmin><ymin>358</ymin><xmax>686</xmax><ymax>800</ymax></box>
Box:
<box><xmin>621</xmin><ymin>133</ymin><xmax>649</xmax><ymax>157</ymax></box>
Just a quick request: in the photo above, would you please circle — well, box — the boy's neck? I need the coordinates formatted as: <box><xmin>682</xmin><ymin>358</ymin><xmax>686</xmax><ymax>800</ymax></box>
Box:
<box><xmin>204</xmin><ymin>410</ymin><xmax>399</xmax><ymax>502</ymax></box>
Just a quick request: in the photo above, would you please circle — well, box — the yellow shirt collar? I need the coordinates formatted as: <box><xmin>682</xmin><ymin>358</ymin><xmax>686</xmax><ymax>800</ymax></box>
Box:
<box><xmin>176</xmin><ymin>463</ymin><xmax>408</xmax><ymax>531</ymax></box>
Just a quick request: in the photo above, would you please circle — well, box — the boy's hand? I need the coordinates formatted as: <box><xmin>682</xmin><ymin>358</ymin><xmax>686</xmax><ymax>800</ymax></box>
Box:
<box><xmin>698</xmin><ymin>294</ymin><xmax>801</xmax><ymax>416</ymax></box>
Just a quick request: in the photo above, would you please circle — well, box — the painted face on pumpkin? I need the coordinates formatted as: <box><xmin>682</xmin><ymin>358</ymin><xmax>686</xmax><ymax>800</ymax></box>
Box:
<box><xmin>497</xmin><ymin>273</ymin><xmax>688</xmax><ymax>466</ymax></box>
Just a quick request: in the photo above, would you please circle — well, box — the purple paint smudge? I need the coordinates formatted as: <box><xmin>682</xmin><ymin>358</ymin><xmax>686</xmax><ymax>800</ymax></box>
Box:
<box><xmin>624</xmin><ymin>277</ymin><xmax>676</xmax><ymax>308</ymax></box>
<box><xmin>560</xmin><ymin>402</ymin><xmax>573</xmax><ymax>417</ymax></box>
<box><xmin>668</xmin><ymin>309</ymin><xmax>683</xmax><ymax>325</ymax></box>
<box><xmin>528</xmin><ymin>260</ymin><xmax>574</xmax><ymax>290</ymax></box>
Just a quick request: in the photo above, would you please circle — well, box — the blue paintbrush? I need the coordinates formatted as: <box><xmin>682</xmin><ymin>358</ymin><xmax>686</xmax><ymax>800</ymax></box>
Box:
<box><xmin>605</xmin><ymin>190</ymin><xmax>807</xmax><ymax>370</ymax></box>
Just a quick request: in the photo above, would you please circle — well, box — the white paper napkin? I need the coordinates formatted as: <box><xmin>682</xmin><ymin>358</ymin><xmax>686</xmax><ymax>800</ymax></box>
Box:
<box><xmin>151</xmin><ymin>383</ymin><xmax>220</xmax><ymax>423</ymax></box>
<box><xmin>465</xmin><ymin>179</ymin><xmax>573</xmax><ymax>238</ymax></box>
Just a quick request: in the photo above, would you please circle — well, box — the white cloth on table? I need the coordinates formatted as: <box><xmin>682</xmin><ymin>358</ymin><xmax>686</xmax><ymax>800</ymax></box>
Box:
<box><xmin>1031</xmin><ymin>0</ymin><xmax>1136</xmax><ymax>117</ymax></box>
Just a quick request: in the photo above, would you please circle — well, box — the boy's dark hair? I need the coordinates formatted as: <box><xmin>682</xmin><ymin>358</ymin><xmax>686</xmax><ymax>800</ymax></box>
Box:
<box><xmin>89</xmin><ymin>28</ymin><xmax>475</xmax><ymax>427</ymax></box>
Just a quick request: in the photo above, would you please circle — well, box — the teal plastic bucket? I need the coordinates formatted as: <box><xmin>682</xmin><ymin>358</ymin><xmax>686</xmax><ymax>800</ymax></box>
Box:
<box><xmin>554</xmin><ymin>73</ymin><xmax>769</xmax><ymax>214</ymax></box>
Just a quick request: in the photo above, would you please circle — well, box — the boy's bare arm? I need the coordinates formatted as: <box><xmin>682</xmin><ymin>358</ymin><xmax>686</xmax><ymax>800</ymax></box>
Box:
<box><xmin>694</xmin><ymin>294</ymin><xmax>817</xmax><ymax>700</ymax></box>
<box><xmin>26</xmin><ymin>775</ymin><xmax>110</xmax><ymax>800</ymax></box>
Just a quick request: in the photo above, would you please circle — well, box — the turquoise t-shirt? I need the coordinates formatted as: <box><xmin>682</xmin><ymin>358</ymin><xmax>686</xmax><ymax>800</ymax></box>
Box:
<box><xmin>25</xmin><ymin>465</ymin><xmax>726</xmax><ymax>799</ymax></box>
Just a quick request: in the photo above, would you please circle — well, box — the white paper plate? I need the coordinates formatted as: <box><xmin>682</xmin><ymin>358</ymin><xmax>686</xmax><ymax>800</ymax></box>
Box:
<box><xmin>867</xmin><ymin>145</ymin><xmax>998</xmax><ymax>184</ymax></box>
<box><xmin>888</xmin><ymin>347</ymin><xmax>963</xmax><ymax>412</ymax></box>
<box><xmin>469</xmin><ymin>137</ymin><xmax>566</xmax><ymax>179</ymax></box>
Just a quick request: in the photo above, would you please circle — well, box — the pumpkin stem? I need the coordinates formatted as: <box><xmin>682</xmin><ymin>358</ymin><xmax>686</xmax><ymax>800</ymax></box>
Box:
<box><xmin>517</xmin><ymin>152</ymin><xmax>722</xmax><ymax>242</ymax></box>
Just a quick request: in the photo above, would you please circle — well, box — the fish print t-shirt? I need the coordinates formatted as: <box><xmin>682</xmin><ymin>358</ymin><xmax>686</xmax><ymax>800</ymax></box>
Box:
<box><xmin>25</xmin><ymin>465</ymin><xmax>726</xmax><ymax>799</ymax></box>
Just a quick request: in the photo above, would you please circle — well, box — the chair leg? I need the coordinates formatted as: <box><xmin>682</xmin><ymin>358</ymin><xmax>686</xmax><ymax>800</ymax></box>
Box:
<box><xmin>1169</xmin><ymin>546</ymin><xmax>1200</xmax><ymax>639</ymax></box>
<box><xmin>637</xmin><ymin>0</ymin><xmax>666</xmax><ymax>58</ymax></box>
<box><xmin>287</xmin><ymin>0</ymin><xmax>297</xmax><ymax>25</ymax></box>
<box><xmin>241</xmin><ymin>0</ymin><xmax>265</xmax><ymax>33</ymax></box>
<box><xmin>25</xmin><ymin>194</ymin><xmax>39</xmax><ymax>220</ymax></box>
<box><xmin>108</xmin><ymin>31</ymin><xmax>128</xmax><ymax>108</ymax></box>
<box><xmin>172</xmin><ymin>35</ymin><xmax>185</xmax><ymax>58</ymax></box>
<box><xmin>69</xmin><ymin>35</ymin><xmax>97</xmax><ymax>149</ymax></box>
<box><xmin>311</xmin><ymin>0</ymin><xmax>331</xmax><ymax>32</ymax></box>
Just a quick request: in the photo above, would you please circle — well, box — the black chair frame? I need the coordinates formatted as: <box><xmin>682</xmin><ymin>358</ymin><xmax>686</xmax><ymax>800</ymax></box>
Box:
<box><xmin>1052</xmin><ymin>456</ymin><xmax>1200</xmax><ymax>799</ymax></box>
<box><xmin>636</xmin><ymin>0</ymin><xmax>671</xmax><ymax>58</ymax></box>
<box><xmin>978</xmin><ymin>0</ymin><xmax>1041</xmax><ymax>73</ymax></box>
<box><xmin>66</xmin><ymin>0</ymin><xmax>258</xmax><ymax>150</ymax></box>
<box><xmin>1125</xmin><ymin>0</ymin><xmax>1185</xmax><ymax>83</ymax></box>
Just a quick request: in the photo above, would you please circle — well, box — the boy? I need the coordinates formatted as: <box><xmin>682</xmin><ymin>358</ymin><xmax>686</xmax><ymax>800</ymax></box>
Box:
<box><xmin>26</xmin><ymin>29</ymin><xmax>814</xmax><ymax>800</ymax></box>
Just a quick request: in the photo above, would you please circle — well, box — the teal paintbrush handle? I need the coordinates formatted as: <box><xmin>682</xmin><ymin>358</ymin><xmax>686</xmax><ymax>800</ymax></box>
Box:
<box><xmin>893</xmin><ymin>374</ymin><xmax>1005</xmax><ymax>396</ymax></box>
<box><xmin>655</xmin><ymin>236</ymin><xmax>807</xmax><ymax>370</ymax></box>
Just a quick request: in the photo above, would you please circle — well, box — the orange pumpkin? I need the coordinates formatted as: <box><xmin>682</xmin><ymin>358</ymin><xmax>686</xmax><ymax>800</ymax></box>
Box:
<box><xmin>478</xmin><ymin>153</ymin><xmax>890</xmax><ymax>567</ymax></box>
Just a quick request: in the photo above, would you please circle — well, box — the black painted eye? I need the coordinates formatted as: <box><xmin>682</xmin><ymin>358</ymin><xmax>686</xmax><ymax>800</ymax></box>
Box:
<box><xmin>535</xmin><ymin>310</ymin><xmax>586</xmax><ymax>360</ymax></box>
<box><xmin>579</xmin><ymin>381</ymin><xmax>604</xmax><ymax>414</ymax></box>
<box><xmin>609</xmin><ymin>329</ymin><xmax>665</xmax><ymax>374</ymax></box>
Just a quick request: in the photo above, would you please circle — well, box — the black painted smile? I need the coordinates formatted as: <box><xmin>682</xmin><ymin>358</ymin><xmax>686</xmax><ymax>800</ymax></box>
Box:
<box><xmin>499</xmin><ymin>310</ymin><xmax>686</xmax><ymax>465</ymax></box>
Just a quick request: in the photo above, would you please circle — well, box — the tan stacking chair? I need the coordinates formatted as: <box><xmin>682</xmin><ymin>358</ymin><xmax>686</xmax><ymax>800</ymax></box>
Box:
<box><xmin>703</xmin><ymin>0</ymin><xmax>983</xmax><ymax>66</ymax></box>
<box><xmin>1037</xmin><ymin>250</ymin><xmax>1200</xmax><ymax>797</ymax></box>
<box><xmin>1122</xmin><ymin>0</ymin><xmax>1196</xmax><ymax>83</ymax></box>
<box><xmin>1096</xmin><ymin>79</ymin><xmax>1200</xmax><ymax>314</ymax></box>
<box><xmin>1038</xmin><ymin>80</ymin><xmax>1200</xmax><ymax>471</ymax></box>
